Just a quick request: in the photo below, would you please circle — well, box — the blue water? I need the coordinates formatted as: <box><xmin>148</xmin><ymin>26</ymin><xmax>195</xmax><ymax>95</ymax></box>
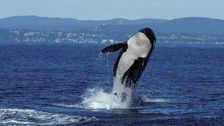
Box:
<box><xmin>0</xmin><ymin>43</ymin><xmax>224</xmax><ymax>126</ymax></box>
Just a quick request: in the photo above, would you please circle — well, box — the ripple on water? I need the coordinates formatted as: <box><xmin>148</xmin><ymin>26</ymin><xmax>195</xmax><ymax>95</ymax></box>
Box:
<box><xmin>0</xmin><ymin>109</ymin><xmax>98</xmax><ymax>125</ymax></box>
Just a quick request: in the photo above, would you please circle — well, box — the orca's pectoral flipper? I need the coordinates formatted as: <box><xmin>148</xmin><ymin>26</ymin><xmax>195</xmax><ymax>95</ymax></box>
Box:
<box><xmin>101</xmin><ymin>43</ymin><xmax>125</xmax><ymax>54</ymax></box>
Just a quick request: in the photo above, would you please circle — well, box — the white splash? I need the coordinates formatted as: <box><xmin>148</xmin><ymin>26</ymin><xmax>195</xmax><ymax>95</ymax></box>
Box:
<box><xmin>81</xmin><ymin>78</ymin><xmax>141</xmax><ymax>109</ymax></box>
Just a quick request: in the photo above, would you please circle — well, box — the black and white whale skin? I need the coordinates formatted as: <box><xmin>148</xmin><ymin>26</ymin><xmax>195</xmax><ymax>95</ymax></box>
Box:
<box><xmin>101</xmin><ymin>28</ymin><xmax>156</xmax><ymax>87</ymax></box>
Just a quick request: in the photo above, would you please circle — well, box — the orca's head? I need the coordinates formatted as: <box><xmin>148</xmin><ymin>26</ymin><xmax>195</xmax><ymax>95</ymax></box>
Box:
<box><xmin>139</xmin><ymin>28</ymin><xmax>156</xmax><ymax>45</ymax></box>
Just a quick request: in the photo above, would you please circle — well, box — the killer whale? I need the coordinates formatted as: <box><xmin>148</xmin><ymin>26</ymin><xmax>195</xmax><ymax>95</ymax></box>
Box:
<box><xmin>101</xmin><ymin>28</ymin><xmax>156</xmax><ymax>87</ymax></box>
<box><xmin>101</xmin><ymin>28</ymin><xmax>156</xmax><ymax>106</ymax></box>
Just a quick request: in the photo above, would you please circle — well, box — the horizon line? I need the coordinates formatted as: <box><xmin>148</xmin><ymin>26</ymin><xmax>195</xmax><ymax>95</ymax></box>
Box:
<box><xmin>0</xmin><ymin>15</ymin><xmax>224</xmax><ymax>21</ymax></box>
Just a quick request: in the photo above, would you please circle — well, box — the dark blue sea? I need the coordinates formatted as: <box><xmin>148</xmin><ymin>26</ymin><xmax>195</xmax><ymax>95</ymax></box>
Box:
<box><xmin>0</xmin><ymin>43</ymin><xmax>224</xmax><ymax>126</ymax></box>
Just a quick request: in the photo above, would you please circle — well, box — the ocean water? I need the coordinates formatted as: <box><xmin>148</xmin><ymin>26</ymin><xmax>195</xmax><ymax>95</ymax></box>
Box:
<box><xmin>0</xmin><ymin>43</ymin><xmax>224</xmax><ymax>126</ymax></box>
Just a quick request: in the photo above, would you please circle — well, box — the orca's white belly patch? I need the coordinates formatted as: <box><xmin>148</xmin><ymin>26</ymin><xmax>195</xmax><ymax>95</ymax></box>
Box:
<box><xmin>116</xmin><ymin>52</ymin><xmax>136</xmax><ymax>78</ymax></box>
<box><xmin>115</xmin><ymin>32</ymin><xmax>152</xmax><ymax>80</ymax></box>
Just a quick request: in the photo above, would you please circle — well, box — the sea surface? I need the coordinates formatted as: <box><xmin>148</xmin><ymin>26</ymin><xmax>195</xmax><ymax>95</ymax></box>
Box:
<box><xmin>0</xmin><ymin>43</ymin><xmax>224</xmax><ymax>126</ymax></box>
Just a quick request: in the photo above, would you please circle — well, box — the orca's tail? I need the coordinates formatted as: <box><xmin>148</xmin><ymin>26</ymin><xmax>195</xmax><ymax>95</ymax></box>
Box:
<box><xmin>101</xmin><ymin>43</ymin><xmax>126</xmax><ymax>54</ymax></box>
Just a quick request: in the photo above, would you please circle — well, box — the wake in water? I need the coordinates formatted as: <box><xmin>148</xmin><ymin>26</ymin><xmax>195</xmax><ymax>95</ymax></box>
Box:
<box><xmin>0</xmin><ymin>109</ymin><xmax>97</xmax><ymax>125</ymax></box>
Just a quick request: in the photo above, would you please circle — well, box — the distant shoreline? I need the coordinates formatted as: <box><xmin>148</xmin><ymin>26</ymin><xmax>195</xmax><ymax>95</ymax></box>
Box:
<box><xmin>1</xmin><ymin>16</ymin><xmax>224</xmax><ymax>44</ymax></box>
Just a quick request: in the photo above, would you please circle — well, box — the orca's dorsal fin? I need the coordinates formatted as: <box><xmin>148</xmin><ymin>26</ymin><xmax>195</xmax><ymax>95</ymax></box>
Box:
<box><xmin>101</xmin><ymin>43</ymin><xmax>126</xmax><ymax>54</ymax></box>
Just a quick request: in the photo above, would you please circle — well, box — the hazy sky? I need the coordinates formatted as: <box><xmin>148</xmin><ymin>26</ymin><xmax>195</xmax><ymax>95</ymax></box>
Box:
<box><xmin>0</xmin><ymin>0</ymin><xmax>223</xmax><ymax>20</ymax></box>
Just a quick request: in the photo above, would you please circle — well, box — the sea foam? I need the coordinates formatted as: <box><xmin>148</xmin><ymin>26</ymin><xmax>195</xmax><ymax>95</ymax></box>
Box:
<box><xmin>0</xmin><ymin>109</ymin><xmax>97</xmax><ymax>125</ymax></box>
<box><xmin>81</xmin><ymin>77</ymin><xmax>141</xmax><ymax>109</ymax></box>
